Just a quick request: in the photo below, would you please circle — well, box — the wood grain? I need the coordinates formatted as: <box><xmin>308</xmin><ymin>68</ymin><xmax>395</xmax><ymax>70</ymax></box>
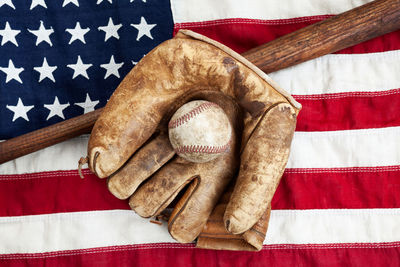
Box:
<box><xmin>1</xmin><ymin>0</ymin><xmax>400</xmax><ymax>164</ymax></box>
<box><xmin>242</xmin><ymin>0</ymin><xmax>400</xmax><ymax>73</ymax></box>
<box><xmin>0</xmin><ymin>109</ymin><xmax>103</xmax><ymax>164</ymax></box>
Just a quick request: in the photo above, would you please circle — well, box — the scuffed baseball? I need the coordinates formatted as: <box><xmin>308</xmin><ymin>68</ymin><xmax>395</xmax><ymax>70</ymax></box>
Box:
<box><xmin>168</xmin><ymin>100</ymin><xmax>232</xmax><ymax>163</ymax></box>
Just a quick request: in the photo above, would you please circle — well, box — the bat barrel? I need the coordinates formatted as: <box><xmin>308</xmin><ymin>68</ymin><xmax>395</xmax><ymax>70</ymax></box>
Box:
<box><xmin>243</xmin><ymin>0</ymin><xmax>400</xmax><ymax>73</ymax></box>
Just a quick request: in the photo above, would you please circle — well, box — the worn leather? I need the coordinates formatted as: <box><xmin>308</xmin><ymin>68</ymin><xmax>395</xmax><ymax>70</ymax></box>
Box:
<box><xmin>197</xmin><ymin>187</ymin><xmax>271</xmax><ymax>251</ymax></box>
<box><xmin>86</xmin><ymin>30</ymin><xmax>301</xmax><ymax>250</ymax></box>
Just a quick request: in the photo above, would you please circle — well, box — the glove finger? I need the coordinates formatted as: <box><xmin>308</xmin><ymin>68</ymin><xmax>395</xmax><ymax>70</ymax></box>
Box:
<box><xmin>129</xmin><ymin>157</ymin><xmax>198</xmax><ymax>218</ymax></box>
<box><xmin>168</xmin><ymin>155</ymin><xmax>236</xmax><ymax>243</ymax></box>
<box><xmin>224</xmin><ymin>103</ymin><xmax>297</xmax><ymax>234</ymax></box>
<box><xmin>107</xmin><ymin>134</ymin><xmax>175</xmax><ymax>200</ymax></box>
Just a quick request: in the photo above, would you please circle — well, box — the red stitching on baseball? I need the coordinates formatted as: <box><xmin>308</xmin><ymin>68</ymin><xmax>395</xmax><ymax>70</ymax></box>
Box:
<box><xmin>175</xmin><ymin>138</ymin><xmax>231</xmax><ymax>155</ymax></box>
<box><xmin>168</xmin><ymin>102</ymin><xmax>220</xmax><ymax>129</ymax></box>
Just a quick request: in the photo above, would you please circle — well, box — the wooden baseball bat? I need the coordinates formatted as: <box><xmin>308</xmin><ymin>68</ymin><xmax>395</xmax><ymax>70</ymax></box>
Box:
<box><xmin>1</xmin><ymin>0</ymin><xmax>399</xmax><ymax>164</ymax></box>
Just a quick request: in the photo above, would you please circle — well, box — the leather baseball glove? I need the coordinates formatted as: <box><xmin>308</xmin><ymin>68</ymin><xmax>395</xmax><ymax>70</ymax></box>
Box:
<box><xmin>82</xmin><ymin>30</ymin><xmax>301</xmax><ymax>251</ymax></box>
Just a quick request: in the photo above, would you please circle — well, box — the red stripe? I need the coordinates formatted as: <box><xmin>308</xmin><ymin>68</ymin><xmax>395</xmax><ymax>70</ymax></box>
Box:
<box><xmin>0</xmin><ymin>170</ymin><xmax>129</xmax><ymax>217</ymax></box>
<box><xmin>1</xmin><ymin>166</ymin><xmax>400</xmax><ymax>217</ymax></box>
<box><xmin>294</xmin><ymin>89</ymin><xmax>400</xmax><ymax>131</ymax></box>
<box><xmin>1</xmin><ymin>242</ymin><xmax>399</xmax><ymax>267</ymax></box>
<box><xmin>174</xmin><ymin>17</ymin><xmax>400</xmax><ymax>54</ymax></box>
<box><xmin>273</xmin><ymin>166</ymin><xmax>400</xmax><ymax>209</ymax></box>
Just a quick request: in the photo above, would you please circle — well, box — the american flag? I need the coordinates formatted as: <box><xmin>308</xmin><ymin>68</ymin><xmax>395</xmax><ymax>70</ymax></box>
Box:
<box><xmin>1</xmin><ymin>0</ymin><xmax>400</xmax><ymax>266</ymax></box>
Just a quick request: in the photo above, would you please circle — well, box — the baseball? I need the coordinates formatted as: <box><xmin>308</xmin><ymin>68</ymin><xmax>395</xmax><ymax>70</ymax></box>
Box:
<box><xmin>168</xmin><ymin>100</ymin><xmax>232</xmax><ymax>163</ymax></box>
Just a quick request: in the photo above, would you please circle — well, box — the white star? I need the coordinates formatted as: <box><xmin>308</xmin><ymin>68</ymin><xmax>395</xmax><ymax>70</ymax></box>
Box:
<box><xmin>75</xmin><ymin>93</ymin><xmax>99</xmax><ymax>114</ymax></box>
<box><xmin>44</xmin><ymin>96</ymin><xmax>69</xmax><ymax>120</ymax></box>
<box><xmin>30</xmin><ymin>0</ymin><xmax>47</xmax><ymax>10</ymax></box>
<box><xmin>67</xmin><ymin>55</ymin><xmax>92</xmax><ymax>79</ymax></box>
<box><xmin>100</xmin><ymin>55</ymin><xmax>124</xmax><ymax>79</ymax></box>
<box><xmin>65</xmin><ymin>22</ymin><xmax>90</xmax><ymax>44</ymax></box>
<box><xmin>0</xmin><ymin>0</ymin><xmax>15</xmax><ymax>9</ymax></box>
<box><xmin>98</xmin><ymin>17</ymin><xmax>122</xmax><ymax>42</ymax></box>
<box><xmin>130</xmin><ymin>17</ymin><xmax>156</xmax><ymax>41</ymax></box>
<box><xmin>97</xmin><ymin>0</ymin><xmax>112</xmax><ymax>4</ymax></box>
<box><xmin>28</xmin><ymin>20</ymin><xmax>54</xmax><ymax>47</ymax></box>
<box><xmin>0</xmin><ymin>59</ymin><xmax>24</xmax><ymax>83</ymax></box>
<box><xmin>62</xmin><ymin>0</ymin><xmax>79</xmax><ymax>7</ymax></box>
<box><xmin>6</xmin><ymin>98</ymin><xmax>34</xmax><ymax>122</ymax></box>
<box><xmin>0</xmin><ymin>22</ymin><xmax>20</xmax><ymax>47</ymax></box>
<box><xmin>33</xmin><ymin>57</ymin><xmax>57</xmax><ymax>82</ymax></box>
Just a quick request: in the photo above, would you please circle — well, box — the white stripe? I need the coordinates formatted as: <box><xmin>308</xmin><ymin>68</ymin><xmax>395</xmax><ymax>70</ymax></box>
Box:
<box><xmin>0</xmin><ymin>209</ymin><xmax>399</xmax><ymax>253</ymax></box>
<box><xmin>2</xmin><ymin>126</ymin><xmax>400</xmax><ymax>175</ymax></box>
<box><xmin>171</xmin><ymin>0</ymin><xmax>373</xmax><ymax>23</ymax></box>
<box><xmin>0</xmin><ymin>135</ymin><xmax>88</xmax><ymax>175</ymax></box>
<box><xmin>269</xmin><ymin>50</ymin><xmax>400</xmax><ymax>95</ymax></box>
<box><xmin>0</xmin><ymin>210</ymin><xmax>175</xmax><ymax>254</ymax></box>
<box><xmin>288</xmin><ymin>126</ymin><xmax>400</xmax><ymax>169</ymax></box>
<box><xmin>265</xmin><ymin>209</ymin><xmax>400</xmax><ymax>244</ymax></box>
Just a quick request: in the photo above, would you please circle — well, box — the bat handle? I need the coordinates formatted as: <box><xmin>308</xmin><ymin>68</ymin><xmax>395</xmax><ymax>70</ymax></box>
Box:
<box><xmin>0</xmin><ymin>109</ymin><xmax>103</xmax><ymax>164</ymax></box>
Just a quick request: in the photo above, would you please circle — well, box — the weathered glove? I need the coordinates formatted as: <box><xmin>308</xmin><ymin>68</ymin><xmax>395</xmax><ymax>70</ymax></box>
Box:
<box><xmin>84</xmin><ymin>30</ymin><xmax>301</xmax><ymax>250</ymax></box>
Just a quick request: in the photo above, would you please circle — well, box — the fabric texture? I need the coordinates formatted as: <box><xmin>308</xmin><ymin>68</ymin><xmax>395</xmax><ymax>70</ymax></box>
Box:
<box><xmin>1</xmin><ymin>0</ymin><xmax>400</xmax><ymax>266</ymax></box>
